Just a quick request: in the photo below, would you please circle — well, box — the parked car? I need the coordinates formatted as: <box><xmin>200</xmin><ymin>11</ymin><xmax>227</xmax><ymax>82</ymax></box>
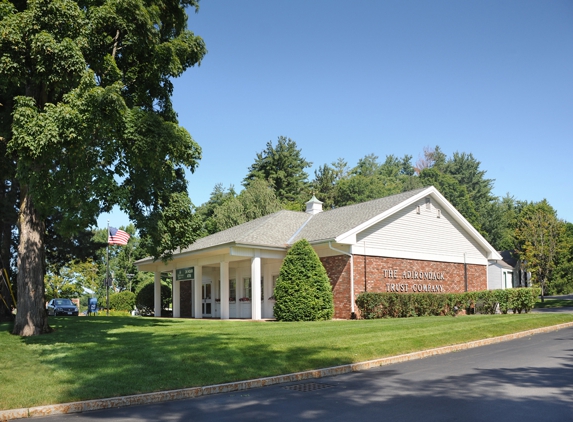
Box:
<box><xmin>47</xmin><ymin>298</ymin><xmax>79</xmax><ymax>316</ymax></box>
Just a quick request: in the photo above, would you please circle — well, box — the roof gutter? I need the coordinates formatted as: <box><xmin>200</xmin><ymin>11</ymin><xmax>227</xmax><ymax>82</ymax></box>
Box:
<box><xmin>329</xmin><ymin>241</ymin><xmax>355</xmax><ymax>317</ymax></box>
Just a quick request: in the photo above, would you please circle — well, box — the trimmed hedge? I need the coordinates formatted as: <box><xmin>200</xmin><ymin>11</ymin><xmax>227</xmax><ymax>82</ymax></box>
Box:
<box><xmin>274</xmin><ymin>239</ymin><xmax>334</xmax><ymax>321</ymax></box>
<box><xmin>109</xmin><ymin>291</ymin><xmax>136</xmax><ymax>312</ymax></box>
<box><xmin>355</xmin><ymin>288</ymin><xmax>541</xmax><ymax>319</ymax></box>
<box><xmin>135</xmin><ymin>279</ymin><xmax>171</xmax><ymax>316</ymax></box>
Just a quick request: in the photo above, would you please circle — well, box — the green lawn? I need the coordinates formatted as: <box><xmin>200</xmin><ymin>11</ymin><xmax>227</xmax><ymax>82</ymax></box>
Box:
<box><xmin>1</xmin><ymin>313</ymin><xmax>572</xmax><ymax>410</ymax></box>
<box><xmin>534</xmin><ymin>299</ymin><xmax>573</xmax><ymax>308</ymax></box>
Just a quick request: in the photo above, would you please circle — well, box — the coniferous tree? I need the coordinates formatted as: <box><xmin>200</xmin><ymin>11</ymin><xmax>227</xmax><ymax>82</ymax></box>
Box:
<box><xmin>243</xmin><ymin>136</ymin><xmax>312</xmax><ymax>208</ymax></box>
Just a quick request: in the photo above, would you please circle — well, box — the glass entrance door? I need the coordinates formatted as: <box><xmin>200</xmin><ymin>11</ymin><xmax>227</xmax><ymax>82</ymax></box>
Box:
<box><xmin>202</xmin><ymin>282</ymin><xmax>212</xmax><ymax>316</ymax></box>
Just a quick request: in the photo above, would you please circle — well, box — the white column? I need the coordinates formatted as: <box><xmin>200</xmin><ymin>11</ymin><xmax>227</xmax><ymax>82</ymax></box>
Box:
<box><xmin>220</xmin><ymin>261</ymin><xmax>229</xmax><ymax>319</ymax></box>
<box><xmin>193</xmin><ymin>265</ymin><xmax>203</xmax><ymax>318</ymax></box>
<box><xmin>251</xmin><ymin>252</ymin><xmax>261</xmax><ymax>320</ymax></box>
<box><xmin>154</xmin><ymin>271</ymin><xmax>161</xmax><ymax>317</ymax></box>
<box><xmin>173</xmin><ymin>271</ymin><xmax>180</xmax><ymax>318</ymax></box>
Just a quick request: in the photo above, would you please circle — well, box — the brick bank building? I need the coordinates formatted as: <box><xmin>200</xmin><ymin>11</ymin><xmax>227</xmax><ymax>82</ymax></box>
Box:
<box><xmin>136</xmin><ymin>186</ymin><xmax>501</xmax><ymax>319</ymax></box>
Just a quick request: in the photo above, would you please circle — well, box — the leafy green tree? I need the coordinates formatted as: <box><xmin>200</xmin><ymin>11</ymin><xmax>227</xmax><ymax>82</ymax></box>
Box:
<box><xmin>551</xmin><ymin>222</ymin><xmax>573</xmax><ymax>294</ymax></box>
<box><xmin>333</xmin><ymin>174</ymin><xmax>403</xmax><ymax>207</ymax></box>
<box><xmin>243</xmin><ymin>136</ymin><xmax>312</xmax><ymax>207</ymax></box>
<box><xmin>515</xmin><ymin>200</ymin><xmax>565</xmax><ymax>301</ymax></box>
<box><xmin>273</xmin><ymin>239</ymin><xmax>333</xmax><ymax>321</ymax></box>
<box><xmin>1</xmin><ymin>0</ymin><xmax>206</xmax><ymax>336</ymax></box>
<box><xmin>44</xmin><ymin>263</ymin><xmax>85</xmax><ymax>301</ymax></box>
<box><xmin>196</xmin><ymin>184</ymin><xmax>237</xmax><ymax>235</ymax></box>
<box><xmin>481</xmin><ymin>194</ymin><xmax>528</xmax><ymax>251</ymax></box>
<box><xmin>213</xmin><ymin>179</ymin><xmax>283</xmax><ymax>231</ymax></box>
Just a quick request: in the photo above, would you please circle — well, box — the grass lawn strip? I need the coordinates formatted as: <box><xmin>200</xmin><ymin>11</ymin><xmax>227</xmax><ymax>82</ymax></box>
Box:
<box><xmin>534</xmin><ymin>299</ymin><xmax>573</xmax><ymax>308</ymax></box>
<box><xmin>1</xmin><ymin>313</ymin><xmax>572</xmax><ymax>411</ymax></box>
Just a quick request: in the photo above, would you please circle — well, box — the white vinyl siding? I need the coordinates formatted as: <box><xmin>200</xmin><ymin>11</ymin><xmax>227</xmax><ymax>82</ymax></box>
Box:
<box><xmin>356</xmin><ymin>199</ymin><xmax>488</xmax><ymax>265</ymax></box>
<box><xmin>488</xmin><ymin>263</ymin><xmax>503</xmax><ymax>290</ymax></box>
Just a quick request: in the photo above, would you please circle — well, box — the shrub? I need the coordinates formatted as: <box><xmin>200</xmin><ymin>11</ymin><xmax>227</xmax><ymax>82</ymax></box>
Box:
<box><xmin>274</xmin><ymin>239</ymin><xmax>334</xmax><ymax>321</ymax></box>
<box><xmin>135</xmin><ymin>279</ymin><xmax>171</xmax><ymax>316</ymax></box>
<box><xmin>509</xmin><ymin>287</ymin><xmax>541</xmax><ymax>314</ymax></box>
<box><xmin>355</xmin><ymin>288</ymin><xmax>541</xmax><ymax>318</ymax></box>
<box><xmin>109</xmin><ymin>291</ymin><xmax>136</xmax><ymax>312</ymax></box>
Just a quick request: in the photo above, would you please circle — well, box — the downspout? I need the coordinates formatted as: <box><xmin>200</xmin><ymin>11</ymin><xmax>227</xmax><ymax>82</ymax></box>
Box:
<box><xmin>464</xmin><ymin>253</ymin><xmax>468</xmax><ymax>292</ymax></box>
<box><xmin>329</xmin><ymin>241</ymin><xmax>355</xmax><ymax>318</ymax></box>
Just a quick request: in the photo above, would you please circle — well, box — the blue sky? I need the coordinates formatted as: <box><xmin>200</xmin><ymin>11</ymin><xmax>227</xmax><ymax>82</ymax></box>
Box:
<box><xmin>98</xmin><ymin>0</ymin><xmax>573</xmax><ymax>229</ymax></box>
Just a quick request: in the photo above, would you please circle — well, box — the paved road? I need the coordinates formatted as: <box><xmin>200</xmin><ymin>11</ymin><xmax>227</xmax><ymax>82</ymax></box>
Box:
<box><xmin>36</xmin><ymin>326</ymin><xmax>573</xmax><ymax>422</ymax></box>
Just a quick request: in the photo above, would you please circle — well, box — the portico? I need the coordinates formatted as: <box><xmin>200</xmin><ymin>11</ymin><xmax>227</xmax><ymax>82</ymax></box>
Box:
<box><xmin>136</xmin><ymin>244</ymin><xmax>286</xmax><ymax>319</ymax></box>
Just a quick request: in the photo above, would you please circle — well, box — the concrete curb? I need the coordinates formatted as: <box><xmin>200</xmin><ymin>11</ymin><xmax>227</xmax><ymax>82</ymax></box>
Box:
<box><xmin>2</xmin><ymin>321</ymin><xmax>573</xmax><ymax>421</ymax></box>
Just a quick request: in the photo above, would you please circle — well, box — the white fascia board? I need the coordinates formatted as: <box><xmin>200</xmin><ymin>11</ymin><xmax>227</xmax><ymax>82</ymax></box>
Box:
<box><xmin>334</xmin><ymin>186</ymin><xmax>502</xmax><ymax>261</ymax></box>
<box><xmin>231</xmin><ymin>245</ymin><xmax>287</xmax><ymax>259</ymax></box>
<box><xmin>135</xmin><ymin>242</ymin><xmax>235</xmax><ymax>271</ymax></box>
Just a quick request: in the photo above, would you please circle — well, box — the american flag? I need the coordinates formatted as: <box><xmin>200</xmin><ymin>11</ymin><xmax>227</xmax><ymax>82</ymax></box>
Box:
<box><xmin>108</xmin><ymin>227</ymin><xmax>130</xmax><ymax>245</ymax></box>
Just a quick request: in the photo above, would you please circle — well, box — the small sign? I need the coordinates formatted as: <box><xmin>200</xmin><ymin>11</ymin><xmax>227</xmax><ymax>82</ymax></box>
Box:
<box><xmin>176</xmin><ymin>267</ymin><xmax>194</xmax><ymax>281</ymax></box>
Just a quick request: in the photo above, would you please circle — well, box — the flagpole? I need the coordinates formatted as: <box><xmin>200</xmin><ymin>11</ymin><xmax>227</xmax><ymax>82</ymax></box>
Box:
<box><xmin>106</xmin><ymin>220</ymin><xmax>110</xmax><ymax>316</ymax></box>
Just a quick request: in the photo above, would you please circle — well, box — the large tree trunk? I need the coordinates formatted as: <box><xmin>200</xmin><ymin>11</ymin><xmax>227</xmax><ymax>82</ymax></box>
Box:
<box><xmin>12</xmin><ymin>189</ymin><xmax>50</xmax><ymax>336</ymax></box>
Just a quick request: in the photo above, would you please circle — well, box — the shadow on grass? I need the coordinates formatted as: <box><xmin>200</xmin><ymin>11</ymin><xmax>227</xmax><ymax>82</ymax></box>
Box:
<box><xmin>12</xmin><ymin>316</ymin><xmax>354</xmax><ymax>407</ymax></box>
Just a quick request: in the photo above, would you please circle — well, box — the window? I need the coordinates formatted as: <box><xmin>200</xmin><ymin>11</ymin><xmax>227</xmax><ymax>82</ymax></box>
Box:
<box><xmin>229</xmin><ymin>279</ymin><xmax>236</xmax><ymax>302</ymax></box>
<box><xmin>243</xmin><ymin>277</ymin><xmax>251</xmax><ymax>300</ymax></box>
<box><xmin>261</xmin><ymin>277</ymin><xmax>264</xmax><ymax>301</ymax></box>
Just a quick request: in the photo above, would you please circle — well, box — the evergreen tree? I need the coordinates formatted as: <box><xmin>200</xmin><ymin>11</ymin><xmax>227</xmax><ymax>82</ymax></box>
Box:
<box><xmin>274</xmin><ymin>239</ymin><xmax>333</xmax><ymax>321</ymax></box>
<box><xmin>311</xmin><ymin>163</ymin><xmax>337</xmax><ymax>210</ymax></box>
<box><xmin>243</xmin><ymin>136</ymin><xmax>312</xmax><ymax>207</ymax></box>
<box><xmin>442</xmin><ymin>152</ymin><xmax>495</xmax><ymax>233</ymax></box>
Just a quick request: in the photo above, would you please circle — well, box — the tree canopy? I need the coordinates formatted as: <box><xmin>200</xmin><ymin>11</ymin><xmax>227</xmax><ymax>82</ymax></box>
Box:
<box><xmin>0</xmin><ymin>0</ymin><xmax>207</xmax><ymax>335</ymax></box>
<box><xmin>243</xmin><ymin>136</ymin><xmax>312</xmax><ymax>207</ymax></box>
<box><xmin>515</xmin><ymin>200</ymin><xmax>565</xmax><ymax>299</ymax></box>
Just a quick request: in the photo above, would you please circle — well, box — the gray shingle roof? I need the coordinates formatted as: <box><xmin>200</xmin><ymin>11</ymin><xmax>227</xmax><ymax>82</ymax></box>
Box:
<box><xmin>178</xmin><ymin>188</ymin><xmax>428</xmax><ymax>253</ymax></box>
<box><xmin>179</xmin><ymin>210</ymin><xmax>311</xmax><ymax>252</ymax></box>
<box><xmin>292</xmin><ymin>187</ymin><xmax>428</xmax><ymax>243</ymax></box>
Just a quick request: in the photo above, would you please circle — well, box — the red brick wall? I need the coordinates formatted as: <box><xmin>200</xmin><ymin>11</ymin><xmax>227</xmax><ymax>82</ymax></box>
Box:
<box><xmin>321</xmin><ymin>255</ymin><xmax>487</xmax><ymax>319</ymax></box>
